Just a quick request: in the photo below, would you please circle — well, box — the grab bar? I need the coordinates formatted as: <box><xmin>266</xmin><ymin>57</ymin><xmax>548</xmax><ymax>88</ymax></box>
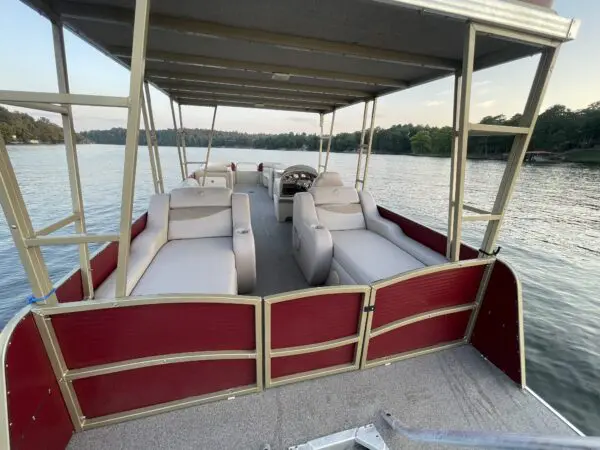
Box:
<box><xmin>381</xmin><ymin>411</ymin><xmax>600</xmax><ymax>449</ymax></box>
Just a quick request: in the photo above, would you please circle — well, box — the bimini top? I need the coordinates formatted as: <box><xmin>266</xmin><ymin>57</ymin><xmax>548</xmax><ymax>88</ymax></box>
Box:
<box><xmin>22</xmin><ymin>0</ymin><xmax>579</xmax><ymax>113</ymax></box>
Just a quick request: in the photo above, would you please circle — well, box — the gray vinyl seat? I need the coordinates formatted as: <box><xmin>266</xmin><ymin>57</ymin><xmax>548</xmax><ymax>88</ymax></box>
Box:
<box><xmin>293</xmin><ymin>172</ymin><xmax>447</xmax><ymax>286</ymax></box>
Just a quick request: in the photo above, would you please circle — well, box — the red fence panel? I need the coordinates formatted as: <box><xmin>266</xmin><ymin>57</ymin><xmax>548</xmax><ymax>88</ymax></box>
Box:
<box><xmin>3</xmin><ymin>311</ymin><xmax>72</xmax><ymax>450</ymax></box>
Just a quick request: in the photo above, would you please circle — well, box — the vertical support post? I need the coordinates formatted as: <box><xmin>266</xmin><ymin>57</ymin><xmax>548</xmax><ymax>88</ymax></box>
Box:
<box><xmin>170</xmin><ymin>98</ymin><xmax>186</xmax><ymax>180</ymax></box>
<box><xmin>354</xmin><ymin>101</ymin><xmax>370</xmax><ymax>189</ymax></box>
<box><xmin>449</xmin><ymin>23</ymin><xmax>476</xmax><ymax>262</ymax></box>
<box><xmin>141</xmin><ymin>87</ymin><xmax>160</xmax><ymax>194</ymax></box>
<box><xmin>317</xmin><ymin>113</ymin><xmax>324</xmax><ymax>174</ymax></box>
<box><xmin>178</xmin><ymin>103</ymin><xmax>189</xmax><ymax>176</ymax></box>
<box><xmin>480</xmin><ymin>47</ymin><xmax>560</xmax><ymax>254</ymax></box>
<box><xmin>0</xmin><ymin>137</ymin><xmax>57</xmax><ymax>304</ymax></box>
<box><xmin>361</xmin><ymin>97</ymin><xmax>378</xmax><ymax>190</ymax></box>
<box><xmin>52</xmin><ymin>22</ymin><xmax>94</xmax><ymax>298</ymax></box>
<box><xmin>323</xmin><ymin>109</ymin><xmax>336</xmax><ymax>172</ymax></box>
<box><xmin>144</xmin><ymin>81</ymin><xmax>164</xmax><ymax>193</ymax></box>
<box><xmin>115</xmin><ymin>0</ymin><xmax>151</xmax><ymax>298</ymax></box>
<box><xmin>446</xmin><ymin>73</ymin><xmax>462</xmax><ymax>259</ymax></box>
<box><xmin>202</xmin><ymin>105</ymin><xmax>218</xmax><ymax>186</ymax></box>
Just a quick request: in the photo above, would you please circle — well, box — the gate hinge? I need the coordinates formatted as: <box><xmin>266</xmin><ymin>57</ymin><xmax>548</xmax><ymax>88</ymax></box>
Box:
<box><xmin>363</xmin><ymin>305</ymin><xmax>375</xmax><ymax>313</ymax></box>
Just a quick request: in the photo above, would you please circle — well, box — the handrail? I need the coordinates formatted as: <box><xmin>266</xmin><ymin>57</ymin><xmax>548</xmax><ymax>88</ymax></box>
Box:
<box><xmin>381</xmin><ymin>411</ymin><xmax>600</xmax><ymax>449</ymax></box>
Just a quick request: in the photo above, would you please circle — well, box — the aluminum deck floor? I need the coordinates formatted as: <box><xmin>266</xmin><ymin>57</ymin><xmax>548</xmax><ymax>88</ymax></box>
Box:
<box><xmin>68</xmin><ymin>185</ymin><xmax>577</xmax><ymax>449</ymax></box>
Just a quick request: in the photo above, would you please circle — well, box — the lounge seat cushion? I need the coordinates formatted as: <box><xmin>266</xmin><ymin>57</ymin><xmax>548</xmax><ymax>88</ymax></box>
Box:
<box><xmin>330</xmin><ymin>229</ymin><xmax>425</xmax><ymax>285</ymax></box>
<box><xmin>132</xmin><ymin>238</ymin><xmax>237</xmax><ymax>296</ymax></box>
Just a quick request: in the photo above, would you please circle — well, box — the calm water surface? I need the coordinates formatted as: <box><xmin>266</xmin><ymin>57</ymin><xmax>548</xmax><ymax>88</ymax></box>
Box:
<box><xmin>1</xmin><ymin>145</ymin><xmax>599</xmax><ymax>434</ymax></box>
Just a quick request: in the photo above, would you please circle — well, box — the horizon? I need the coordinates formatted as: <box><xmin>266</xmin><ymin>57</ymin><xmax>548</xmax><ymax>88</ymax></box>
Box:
<box><xmin>1</xmin><ymin>1</ymin><xmax>599</xmax><ymax>134</ymax></box>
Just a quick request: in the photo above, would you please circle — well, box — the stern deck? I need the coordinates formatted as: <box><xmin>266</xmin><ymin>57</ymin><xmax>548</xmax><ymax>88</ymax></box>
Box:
<box><xmin>67</xmin><ymin>345</ymin><xmax>576</xmax><ymax>449</ymax></box>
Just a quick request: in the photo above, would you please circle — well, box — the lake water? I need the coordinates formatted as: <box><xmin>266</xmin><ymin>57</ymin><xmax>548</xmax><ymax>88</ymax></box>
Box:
<box><xmin>1</xmin><ymin>144</ymin><xmax>599</xmax><ymax>434</ymax></box>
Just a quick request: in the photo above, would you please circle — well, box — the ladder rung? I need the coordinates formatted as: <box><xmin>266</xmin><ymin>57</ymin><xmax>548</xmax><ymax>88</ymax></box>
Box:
<box><xmin>462</xmin><ymin>214</ymin><xmax>501</xmax><ymax>222</ymax></box>
<box><xmin>468</xmin><ymin>123</ymin><xmax>530</xmax><ymax>136</ymax></box>
<box><xmin>463</xmin><ymin>204</ymin><xmax>491</xmax><ymax>215</ymax></box>
<box><xmin>35</xmin><ymin>214</ymin><xmax>79</xmax><ymax>237</ymax></box>
<box><xmin>24</xmin><ymin>234</ymin><xmax>120</xmax><ymax>247</ymax></box>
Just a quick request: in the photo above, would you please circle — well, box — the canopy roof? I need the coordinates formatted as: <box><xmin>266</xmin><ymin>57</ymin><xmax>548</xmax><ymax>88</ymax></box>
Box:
<box><xmin>22</xmin><ymin>0</ymin><xmax>579</xmax><ymax>113</ymax></box>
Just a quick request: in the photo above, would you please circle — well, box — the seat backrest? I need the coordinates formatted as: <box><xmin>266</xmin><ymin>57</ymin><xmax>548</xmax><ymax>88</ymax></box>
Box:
<box><xmin>193</xmin><ymin>163</ymin><xmax>234</xmax><ymax>188</ymax></box>
<box><xmin>312</xmin><ymin>171</ymin><xmax>344</xmax><ymax>187</ymax></box>
<box><xmin>309</xmin><ymin>185</ymin><xmax>366</xmax><ymax>231</ymax></box>
<box><xmin>168</xmin><ymin>187</ymin><xmax>233</xmax><ymax>240</ymax></box>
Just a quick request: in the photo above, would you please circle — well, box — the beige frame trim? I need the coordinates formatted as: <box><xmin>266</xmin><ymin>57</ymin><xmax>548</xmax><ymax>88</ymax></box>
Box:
<box><xmin>363</xmin><ymin>340</ymin><xmax>466</xmax><ymax>369</ymax></box>
<box><xmin>35</xmin><ymin>213</ymin><xmax>78</xmax><ymax>236</ymax></box>
<box><xmin>264</xmin><ymin>286</ymin><xmax>371</xmax><ymax>388</ymax></box>
<box><xmin>323</xmin><ymin>110</ymin><xmax>336</xmax><ymax>172</ymax></box>
<box><xmin>24</xmin><ymin>233</ymin><xmax>119</xmax><ymax>247</ymax></box>
<box><xmin>169</xmin><ymin>98</ymin><xmax>186</xmax><ymax>180</ymax></box>
<box><xmin>360</xmin><ymin>258</ymin><xmax>492</xmax><ymax>369</ymax></box>
<box><xmin>201</xmin><ymin>106</ymin><xmax>218</xmax><ymax>186</ymax></box>
<box><xmin>0</xmin><ymin>100</ymin><xmax>68</xmax><ymax>115</ymax></box>
<box><xmin>0</xmin><ymin>90</ymin><xmax>128</xmax><ymax>107</ymax></box>
<box><xmin>143</xmin><ymin>81</ymin><xmax>164</xmax><ymax>193</ymax></box>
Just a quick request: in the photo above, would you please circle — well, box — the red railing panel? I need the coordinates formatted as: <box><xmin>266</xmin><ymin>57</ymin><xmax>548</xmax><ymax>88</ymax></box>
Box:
<box><xmin>52</xmin><ymin>303</ymin><xmax>256</xmax><ymax>369</ymax></box>
<box><xmin>271</xmin><ymin>344</ymin><xmax>356</xmax><ymax>379</ymax></box>
<box><xmin>367</xmin><ymin>310</ymin><xmax>471</xmax><ymax>361</ymax></box>
<box><xmin>471</xmin><ymin>260</ymin><xmax>523</xmax><ymax>385</ymax></box>
<box><xmin>372</xmin><ymin>265</ymin><xmax>485</xmax><ymax>329</ymax></box>
<box><xmin>5</xmin><ymin>313</ymin><xmax>72</xmax><ymax>449</ymax></box>
<box><xmin>74</xmin><ymin>359</ymin><xmax>256</xmax><ymax>418</ymax></box>
<box><xmin>270</xmin><ymin>293</ymin><xmax>362</xmax><ymax>349</ymax></box>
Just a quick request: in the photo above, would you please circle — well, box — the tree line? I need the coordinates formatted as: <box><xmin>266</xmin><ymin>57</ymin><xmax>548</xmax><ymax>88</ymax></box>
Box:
<box><xmin>2</xmin><ymin>102</ymin><xmax>599</xmax><ymax>157</ymax></box>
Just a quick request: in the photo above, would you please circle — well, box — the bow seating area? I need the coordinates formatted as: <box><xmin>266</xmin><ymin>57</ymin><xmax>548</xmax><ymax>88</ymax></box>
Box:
<box><xmin>96</xmin><ymin>187</ymin><xmax>256</xmax><ymax>298</ymax></box>
<box><xmin>293</xmin><ymin>173</ymin><xmax>448</xmax><ymax>286</ymax></box>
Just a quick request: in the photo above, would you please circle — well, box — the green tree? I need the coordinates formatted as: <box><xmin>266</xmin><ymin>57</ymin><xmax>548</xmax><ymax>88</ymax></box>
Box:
<box><xmin>410</xmin><ymin>130</ymin><xmax>432</xmax><ymax>154</ymax></box>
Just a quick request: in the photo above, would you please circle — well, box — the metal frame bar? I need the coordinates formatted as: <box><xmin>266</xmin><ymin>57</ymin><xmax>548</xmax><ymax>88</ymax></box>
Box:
<box><xmin>149</xmin><ymin>70</ymin><xmax>370</xmax><ymax>98</ymax></box>
<box><xmin>177</xmin><ymin>103</ymin><xmax>189</xmax><ymax>174</ymax></box>
<box><xmin>113</xmin><ymin>48</ymin><xmax>407</xmax><ymax>88</ymax></box>
<box><xmin>35</xmin><ymin>213</ymin><xmax>78</xmax><ymax>236</ymax></box>
<box><xmin>354</xmin><ymin>101</ymin><xmax>370</xmax><ymax>189</ymax></box>
<box><xmin>0</xmin><ymin>90</ymin><xmax>128</xmax><ymax>107</ymax></box>
<box><xmin>317</xmin><ymin>113</ymin><xmax>324</xmax><ymax>174</ymax></box>
<box><xmin>323</xmin><ymin>110</ymin><xmax>336</xmax><ymax>172</ymax></box>
<box><xmin>53</xmin><ymin>22</ymin><xmax>94</xmax><ymax>299</ymax></box>
<box><xmin>59</xmin><ymin>2</ymin><xmax>458</xmax><ymax>70</ymax></box>
<box><xmin>263</xmin><ymin>286</ymin><xmax>371</xmax><ymax>388</ymax></box>
<box><xmin>201</xmin><ymin>106</ymin><xmax>218</xmax><ymax>186</ymax></box>
<box><xmin>361</xmin><ymin>98</ymin><xmax>378</xmax><ymax>190</ymax></box>
<box><xmin>472</xmin><ymin>23</ymin><xmax>561</xmax><ymax>48</ymax></box>
<box><xmin>0</xmin><ymin>100</ymin><xmax>68</xmax><ymax>115</ymax></box>
<box><xmin>141</xmin><ymin>86</ymin><xmax>160</xmax><ymax>194</ymax></box>
<box><xmin>144</xmin><ymin>81</ymin><xmax>164</xmax><ymax>193</ymax></box>
<box><xmin>359</xmin><ymin>259</ymin><xmax>492</xmax><ymax>369</ymax></box>
<box><xmin>468</xmin><ymin>123</ymin><xmax>529</xmax><ymax>136</ymax></box>
<box><xmin>176</xmin><ymin>94</ymin><xmax>331</xmax><ymax>112</ymax></box>
<box><xmin>115</xmin><ymin>0</ymin><xmax>151</xmax><ymax>298</ymax></box>
<box><xmin>0</xmin><ymin>137</ymin><xmax>58</xmax><ymax>306</ymax></box>
<box><xmin>179</xmin><ymin>99</ymin><xmax>325</xmax><ymax>114</ymax></box>
<box><xmin>446</xmin><ymin>73</ymin><xmax>461</xmax><ymax>259</ymax></box>
<box><xmin>24</xmin><ymin>233</ymin><xmax>119</xmax><ymax>246</ymax></box>
<box><xmin>169</xmin><ymin>98</ymin><xmax>186</xmax><ymax>180</ymax></box>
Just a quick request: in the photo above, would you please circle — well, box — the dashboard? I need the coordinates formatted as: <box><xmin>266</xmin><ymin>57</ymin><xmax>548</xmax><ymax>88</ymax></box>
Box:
<box><xmin>280</xmin><ymin>170</ymin><xmax>317</xmax><ymax>197</ymax></box>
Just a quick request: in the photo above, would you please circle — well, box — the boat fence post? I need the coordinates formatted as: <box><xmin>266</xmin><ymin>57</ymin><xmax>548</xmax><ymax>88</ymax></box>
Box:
<box><xmin>317</xmin><ymin>112</ymin><xmax>324</xmax><ymax>174</ymax></box>
<box><xmin>141</xmin><ymin>87</ymin><xmax>160</xmax><ymax>194</ymax></box>
<box><xmin>446</xmin><ymin>73</ymin><xmax>462</xmax><ymax>259</ymax></box>
<box><xmin>0</xmin><ymin>137</ymin><xmax>58</xmax><ymax>305</ymax></box>
<box><xmin>52</xmin><ymin>21</ymin><xmax>94</xmax><ymax>299</ymax></box>
<box><xmin>144</xmin><ymin>81</ymin><xmax>164</xmax><ymax>193</ymax></box>
<box><xmin>202</xmin><ymin>105</ymin><xmax>218</xmax><ymax>186</ymax></box>
<box><xmin>323</xmin><ymin>109</ymin><xmax>336</xmax><ymax>172</ymax></box>
<box><xmin>449</xmin><ymin>23</ymin><xmax>476</xmax><ymax>262</ymax></box>
<box><xmin>361</xmin><ymin>97</ymin><xmax>378</xmax><ymax>190</ymax></box>
<box><xmin>170</xmin><ymin>98</ymin><xmax>186</xmax><ymax>180</ymax></box>
<box><xmin>480</xmin><ymin>46</ymin><xmax>560</xmax><ymax>255</ymax></box>
<box><xmin>115</xmin><ymin>0</ymin><xmax>151</xmax><ymax>298</ymax></box>
<box><xmin>354</xmin><ymin>100</ymin><xmax>370</xmax><ymax>189</ymax></box>
<box><xmin>178</xmin><ymin>103</ymin><xmax>189</xmax><ymax>176</ymax></box>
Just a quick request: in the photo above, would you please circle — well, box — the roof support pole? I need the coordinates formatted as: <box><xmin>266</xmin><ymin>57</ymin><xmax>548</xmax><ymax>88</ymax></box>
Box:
<box><xmin>449</xmin><ymin>23</ymin><xmax>476</xmax><ymax>262</ymax></box>
<box><xmin>354</xmin><ymin>101</ymin><xmax>370</xmax><ymax>189</ymax></box>
<box><xmin>480</xmin><ymin>46</ymin><xmax>560</xmax><ymax>255</ymax></box>
<box><xmin>141</xmin><ymin>87</ymin><xmax>160</xmax><ymax>194</ymax></box>
<box><xmin>361</xmin><ymin>98</ymin><xmax>378</xmax><ymax>190</ymax></box>
<box><xmin>115</xmin><ymin>0</ymin><xmax>151</xmax><ymax>298</ymax></box>
<box><xmin>178</xmin><ymin>103</ymin><xmax>189</xmax><ymax>175</ymax></box>
<box><xmin>323</xmin><ymin>109</ymin><xmax>336</xmax><ymax>172</ymax></box>
<box><xmin>0</xmin><ymin>137</ymin><xmax>57</xmax><ymax>305</ymax></box>
<box><xmin>317</xmin><ymin>113</ymin><xmax>324</xmax><ymax>174</ymax></box>
<box><xmin>446</xmin><ymin>73</ymin><xmax>462</xmax><ymax>259</ymax></box>
<box><xmin>201</xmin><ymin>105</ymin><xmax>218</xmax><ymax>186</ymax></box>
<box><xmin>144</xmin><ymin>81</ymin><xmax>164</xmax><ymax>193</ymax></box>
<box><xmin>169</xmin><ymin>98</ymin><xmax>186</xmax><ymax>180</ymax></box>
<box><xmin>52</xmin><ymin>21</ymin><xmax>93</xmax><ymax>299</ymax></box>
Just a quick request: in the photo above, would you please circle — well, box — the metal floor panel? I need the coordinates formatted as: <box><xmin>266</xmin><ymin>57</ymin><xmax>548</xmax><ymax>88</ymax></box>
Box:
<box><xmin>68</xmin><ymin>345</ymin><xmax>576</xmax><ymax>450</ymax></box>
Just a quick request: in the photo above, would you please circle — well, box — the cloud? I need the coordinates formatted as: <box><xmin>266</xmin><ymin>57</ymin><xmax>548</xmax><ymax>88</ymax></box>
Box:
<box><xmin>435</xmin><ymin>89</ymin><xmax>451</xmax><ymax>97</ymax></box>
<box><xmin>425</xmin><ymin>100</ymin><xmax>445</xmax><ymax>107</ymax></box>
<box><xmin>473</xmin><ymin>80</ymin><xmax>492</xmax><ymax>87</ymax></box>
<box><xmin>476</xmin><ymin>100</ymin><xmax>496</xmax><ymax>108</ymax></box>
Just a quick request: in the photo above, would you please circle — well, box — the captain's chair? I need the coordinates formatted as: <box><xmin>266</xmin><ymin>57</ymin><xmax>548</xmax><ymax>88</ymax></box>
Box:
<box><xmin>293</xmin><ymin>173</ymin><xmax>447</xmax><ymax>286</ymax></box>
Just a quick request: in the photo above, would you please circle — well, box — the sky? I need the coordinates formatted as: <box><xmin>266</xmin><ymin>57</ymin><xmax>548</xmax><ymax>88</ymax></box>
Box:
<box><xmin>0</xmin><ymin>0</ymin><xmax>599</xmax><ymax>134</ymax></box>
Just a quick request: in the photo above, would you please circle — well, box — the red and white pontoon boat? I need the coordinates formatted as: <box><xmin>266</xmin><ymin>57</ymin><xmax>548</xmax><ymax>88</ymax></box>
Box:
<box><xmin>1</xmin><ymin>0</ymin><xmax>599</xmax><ymax>448</ymax></box>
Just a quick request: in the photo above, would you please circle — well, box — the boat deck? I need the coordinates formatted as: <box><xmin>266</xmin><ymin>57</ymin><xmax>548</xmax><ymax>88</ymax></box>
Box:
<box><xmin>236</xmin><ymin>184</ymin><xmax>309</xmax><ymax>297</ymax></box>
<box><xmin>68</xmin><ymin>345</ymin><xmax>575</xmax><ymax>450</ymax></box>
